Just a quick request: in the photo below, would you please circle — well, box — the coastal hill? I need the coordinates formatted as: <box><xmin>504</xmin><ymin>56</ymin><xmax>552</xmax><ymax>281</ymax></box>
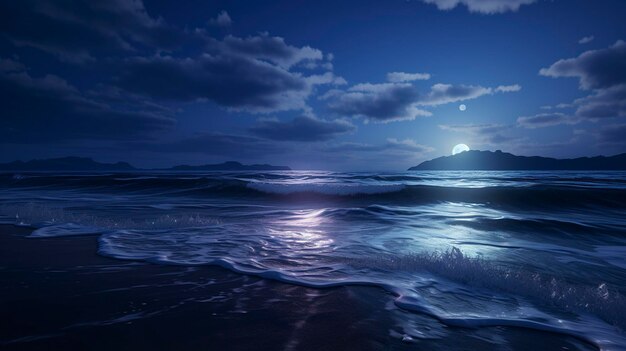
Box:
<box><xmin>409</xmin><ymin>150</ymin><xmax>626</xmax><ymax>171</ymax></box>
<box><xmin>0</xmin><ymin>157</ymin><xmax>291</xmax><ymax>171</ymax></box>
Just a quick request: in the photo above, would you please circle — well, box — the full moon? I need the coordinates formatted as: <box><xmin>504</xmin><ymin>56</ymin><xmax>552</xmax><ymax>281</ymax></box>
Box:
<box><xmin>452</xmin><ymin>143</ymin><xmax>470</xmax><ymax>155</ymax></box>
<box><xmin>459</xmin><ymin>104</ymin><xmax>467</xmax><ymax>111</ymax></box>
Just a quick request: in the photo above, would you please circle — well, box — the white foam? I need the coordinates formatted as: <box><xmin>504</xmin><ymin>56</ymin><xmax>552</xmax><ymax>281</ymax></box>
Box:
<box><xmin>95</xmin><ymin>225</ymin><xmax>626</xmax><ymax>350</ymax></box>
<box><xmin>3</xmin><ymin>200</ymin><xmax>626</xmax><ymax>349</ymax></box>
<box><xmin>1</xmin><ymin>203</ymin><xmax>220</xmax><ymax>234</ymax></box>
<box><xmin>30</xmin><ymin>223</ymin><xmax>104</xmax><ymax>237</ymax></box>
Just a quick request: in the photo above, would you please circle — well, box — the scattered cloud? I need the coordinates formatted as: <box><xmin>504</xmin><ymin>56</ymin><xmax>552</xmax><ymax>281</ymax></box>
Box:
<box><xmin>0</xmin><ymin>58</ymin><xmax>25</xmax><ymax>72</ymax></box>
<box><xmin>597</xmin><ymin>123</ymin><xmax>626</xmax><ymax>145</ymax></box>
<box><xmin>118</xmin><ymin>54</ymin><xmax>302</xmax><ymax>113</ymax></box>
<box><xmin>249</xmin><ymin>115</ymin><xmax>355</xmax><ymax>141</ymax></box>
<box><xmin>0</xmin><ymin>58</ymin><xmax>174</xmax><ymax>142</ymax></box>
<box><xmin>495</xmin><ymin>84</ymin><xmax>522</xmax><ymax>93</ymax></box>
<box><xmin>574</xmin><ymin>84</ymin><xmax>626</xmax><ymax>119</ymax></box>
<box><xmin>419</xmin><ymin>83</ymin><xmax>491</xmax><ymax>105</ymax></box>
<box><xmin>220</xmin><ymin>34</ymin><xmax>323</xmax><ymax>69</ymax></box>
<box><xmin>320</xmin><ymin>138</ymin><xmax>434</xmax><ymax>170</ymax></box>
<box><xmin>517</xmin><ymin>113</ymin><xmax>581</xmax><ymax>128</ymax></box>
<box><xmin>578</xmin><ymin>35</ymin><xmax>594</xmax><ymax>44</ymax></box>
<box><xmin>540</xmin><ymin>103</ymin><xmax>573</xmax><ymax>110</ymax></box>
<box><xmin>440</xmin><ymin>123</ymin><xmax>507</xmax><ymax>135</ymax></box>
<box><xmin>0</xmin><ymin>1</ymin><xmax>340</xmax><ymax>114</ymax></box>
<box><xmin>0</xmin><ymin>0</ymin><xmax>183</xmax><ymax>62</ymax></box>
<box><xmin>386</xmin><ymin>71</ymin><xmax>431</xmax><ymax>82</ymax></box>
<box><xmin>323</xmin><ymin>83</ymin><xmax>431</xmax><ymax>122</ymax></box>
<box><xmin>324</xmin><ymin>80</ymin><xmax>520</xmax><ymax>122</ymax></box>
<box><xmin>116</xmin><ymin>34</ymin><xmax>341</xmax><ymax>113</ymax></box>
<box><xmin>210</xmin><ymin>11</ymin><xmax>232</xmax><ymax>27</ymax></box>
<box><xmin>326</xmin><ymin>139</ymin><xmax>433</xmax><ymax>154</ymax></box>
<box><xmin>439</xmin><ymin>123</ymin><xmax>518</xmax><ymax>144</ymax></box>
<box><xmin>539</xmin><ymin>40</ymin><xmax>626</xmax><ymax>90</ymax></box>
<box><xmin>540</xmin><ymin>41</ymin><xmax>626</xmax><ymax>121</ymax></box>
<box><xmin>521</xmin><ymin>137</ymin><xmax>582</xmax><ymax>153</ymax></box>
<box><xmin>420</xmin><ymin>0</ymin><xmax>536</xmax><ymax>14</ymax></box>
<box><xmin>418</xmin><ymin>83</ymin><xmax>519</xmax><ymax>106</ymax></box>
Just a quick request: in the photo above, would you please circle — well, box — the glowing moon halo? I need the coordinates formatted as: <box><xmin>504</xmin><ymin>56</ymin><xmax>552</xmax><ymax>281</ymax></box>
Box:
<box><xmin>452</xmin><ymin>144</ymin><xmax>470</xmax><ymax>155</ymax></box>
<box><xmin>459</xmin><ymin>104</ymin><xmax>467</xmax><ymax>111</ymax></box>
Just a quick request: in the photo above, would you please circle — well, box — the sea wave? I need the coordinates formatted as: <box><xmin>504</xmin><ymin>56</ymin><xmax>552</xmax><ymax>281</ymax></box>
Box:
<box><xmin>3</xmin><ymin>172</ymin><xmax>626</xmax><ymax>209</ymax></box>
<box><xmin>95</xmin><ymin>231</ymin><xmax>626</xmax><ymax>351</ymax></box>
<box><xmin>2</xmin><ymin>171</ymin><xmax>626</xmax><ymax>349</ymax></box>
<box><xmin>2</xmin><ymin>204</ymin><xmax>625</xmax><ymax>349</ymax></box>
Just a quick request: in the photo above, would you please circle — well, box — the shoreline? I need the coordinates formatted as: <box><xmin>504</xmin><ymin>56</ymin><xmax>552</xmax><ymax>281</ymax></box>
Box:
<box><xmin>0</xmin><ymin>224</ymin><xmax>598</xmax><ymax>350</ymax></box>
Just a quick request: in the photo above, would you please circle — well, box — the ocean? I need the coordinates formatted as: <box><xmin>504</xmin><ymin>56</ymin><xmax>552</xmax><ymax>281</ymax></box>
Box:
<box><xmin>1</xmin><ymin>170</ymin><xmax>625</xmax><ymax>350</ymax></box>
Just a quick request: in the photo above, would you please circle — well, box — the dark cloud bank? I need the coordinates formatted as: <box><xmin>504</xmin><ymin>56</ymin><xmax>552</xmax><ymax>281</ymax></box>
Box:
<box><xmin>0</xmin><ymin>0</ymin><xmax>343</xmax><ymax>145</ymax></box>
<box><xmin>536</xmin><ymin>41</ymin><xmax>626</xmax><ymax>146</ymax></box>
<box><xmin>1</xmin><ymin>0</ymin><xmax>623</xmax><ymax>167</ymax></box>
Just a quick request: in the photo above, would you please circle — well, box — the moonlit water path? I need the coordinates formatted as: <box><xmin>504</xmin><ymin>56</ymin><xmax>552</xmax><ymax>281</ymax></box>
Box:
<box><xmin>1</xmin><ymin>171</ymin><xmax>625</xmax><ymax>350</ymax></box>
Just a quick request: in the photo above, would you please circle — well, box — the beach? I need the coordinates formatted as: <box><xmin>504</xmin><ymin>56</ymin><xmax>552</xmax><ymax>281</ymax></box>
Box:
<box><xmin>0</xmin><ymin>223</ymin><xmax>597</xmax><ymax>350</ymax></box>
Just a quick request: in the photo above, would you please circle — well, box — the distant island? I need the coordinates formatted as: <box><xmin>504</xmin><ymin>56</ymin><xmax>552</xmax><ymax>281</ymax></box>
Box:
<box><xmin>409</xmin><ymin>150</ymin><xmax>626</xmax><ymax>171</ymax></box>
<box><xmin>0</xmin><ymin>157</ymin><xmax>291</xmax><ymax>171</ymax></box>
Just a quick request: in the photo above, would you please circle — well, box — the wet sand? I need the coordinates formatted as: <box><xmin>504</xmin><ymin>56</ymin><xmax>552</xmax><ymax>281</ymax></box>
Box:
<box><xmin>0</xmin><ymin>224</ymin><xmax>596</xmax><ymax>350</ymax></box>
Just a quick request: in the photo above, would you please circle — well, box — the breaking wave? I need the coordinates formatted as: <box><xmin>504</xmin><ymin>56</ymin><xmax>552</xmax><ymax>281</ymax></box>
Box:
<box><xmin>2</xmin><ymin>170</ymin><xmax>626</xmax><ymax>349</ymax></box>
<box><xmin>3</xmin><ymin>173</ymin><xmax>626</xmax><ymax>209</ymax></box>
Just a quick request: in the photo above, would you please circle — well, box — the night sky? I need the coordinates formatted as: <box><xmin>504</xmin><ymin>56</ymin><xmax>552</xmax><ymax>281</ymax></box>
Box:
<box><xmin>1</xmin><ymin>0</ymin><xmax>625</xmax><ymax>170</ymax></box>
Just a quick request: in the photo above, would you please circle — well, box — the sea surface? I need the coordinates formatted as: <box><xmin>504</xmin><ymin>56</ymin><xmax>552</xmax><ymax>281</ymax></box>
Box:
<box><xmin>1</xmin><ymin>170</ymin><xmax>626</xmax><ymax>350</ymax></box>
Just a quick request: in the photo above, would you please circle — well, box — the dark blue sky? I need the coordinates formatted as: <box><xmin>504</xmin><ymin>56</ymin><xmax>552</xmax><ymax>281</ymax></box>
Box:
<box><xmin>1</xmin><ymin>0</ymin><xmax>625</xmax><ymax>170</ymax></box>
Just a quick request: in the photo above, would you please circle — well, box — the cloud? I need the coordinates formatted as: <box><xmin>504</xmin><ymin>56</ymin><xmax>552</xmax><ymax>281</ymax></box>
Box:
<box><xmin>0</xmin><ymin>0</ymin><xmax>183</xmax><ymax>62</ymax></box>
<box><xmin>0</xmin><ymin>58</ymin><xmax>26</xmax><ymax>72</ymax></box>
<box><xmin>0</xmin><ymin>58</ymin><xmax>174</xmax><ymax>143</ymax></box>
<box><xmin>439</xmin><ymin>123</ymin><xmax>517</xmax><ymax>144</ymax></box>
<box><xmin>540</xmin><ymin>103</ymin><xmax>573</xmax><ymax>110</ymax></box>
<box><xmin>440</xmin><ymin>123</ymin><xmax>507</xmax><ymax>135</ymax></box>
<box><xmin>319</xmin><ymin>139</ymin><xmax>434</xmax><ymax>170</ymax></box>
<box><xmin>419</xmin><ymin>83</ymin><xmax>491</xmax><ymax>105</ymax></box>
<box><xmin>517</xmin><ymin>113</ymin><xmax>581</xmax><ymax>128</ymax></box>
<box><xmin>0</xmin><ymin>0</ymin><xmax>351</xmax><ymax>151</ymax></box>
<box><xmin>386</xmin><ymin>72</ymin><xmax>431</xmax><ymax>82</ymax></box>
<box><xmin>210</xmin><ymin>11</ymin><xmax>232</xmax><ymax>27</ymax></box>
<box><xmin>540</xmin><ymin>41</ymin><xmax>626</xmax><ymax>121</ymax></box>
<box><xmin>221</xmin><ymin>34</ymin><xmax>323</xmax><ymax>69</ymax></box>
<box><xmin>117</xmin><ymin>54</ymin><xmax>303</xmax><ymax>112</ymax></box>
<box><xmin>418</xmin><ymin>83</ymin><xmax>518</xmax><ymax>105</ymax></box>
<box><xmin>249</xmin><ymin>115</ymin><xmax>355</xmax><ymax>141</ymax></box>
<box><xmin>574</xmin><ymin>84</ymin><xmax>626</xmax><ymax>119</ymax></box>
<box><xmin>579</xmin><ymin>36</ymin><xmax>595</xmax><ymax>44</ymax></box>
<box><xmin>325</xmin><ymin>139</ymin><xmax>434</xmax><ymax>154</ymax></box>
<box><xmin>539</xmin><ymin>40</ymin><xmax>626</xmax><ymax>90</ymax></box>
<box><xmin>132</xmin><ymin>133</ymin><xmax>284</xmax><ymax>158</ymax></box>
<box><xmin>324</xmin><ymin>79</ymin><xmax>520</xmax><ymax>122</ymax></box>
<box><xmin>116</xmin><ymin>35</ymin><xmax>340</xmax><ymax>113</ymax></box>
<box><xmin>495</xmin><ymin>84</ymin><xmax>522</xmax><ymax>93</ymax></box>
<box><xmin>0</xmin><ymin>1</ymin><xmax>340</xmax><ymax>114</ymax></box>
<box><xmin>420</xmin><ymin>0</ymin><xmax>536</xmax><ymax>14</ymax></box>
<box><xmin>385</xmin><ymin>138</ymin><xmax>435</xmax><ymax>153</ymax></box>
<box><xmin>323</xmin><ymin>83</ymin><xmax>431</xmax><ymax>122</ymax></box>
<box><xmin>597</xmin><ymin>124</ymin><xmax>626</xmax><ymax>145</ymax></box>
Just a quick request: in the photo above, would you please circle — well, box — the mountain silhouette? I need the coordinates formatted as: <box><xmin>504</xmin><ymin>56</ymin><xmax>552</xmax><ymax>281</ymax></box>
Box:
<box><xmin>409</xmin><ymin>150</ymin><xmax>626</xmax><ymax>170</ymax></box>
<box><xmin>0</xmin><ymin>157</ymin><xmax>291</xmax><ymax>171</ymax></box>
